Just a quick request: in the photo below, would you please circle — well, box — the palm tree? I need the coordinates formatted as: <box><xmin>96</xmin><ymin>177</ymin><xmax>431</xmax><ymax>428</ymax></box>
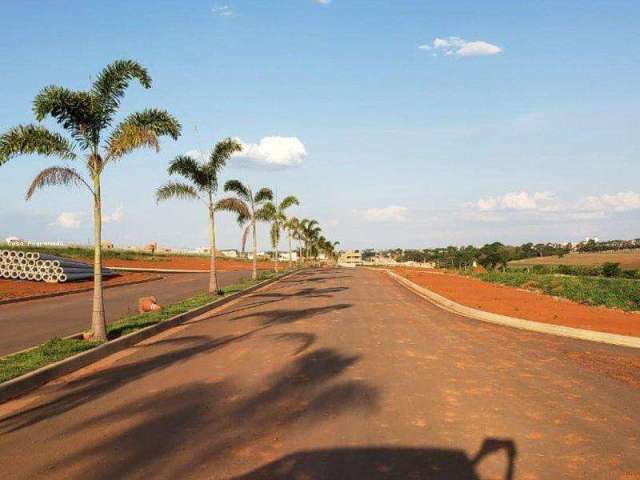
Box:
<box><xmin>284</xmin><ymin>216</ymin><xmax>301</xmax><ymax>268</ymax></box>
<box><xmin>156</xmin><ymin>138</ymin><xmax>241</xmax><ymax>293</ymax></box>
<box><xmin>300</xmin><ymin>218</ymin><xmax>322</xmax><ymax>260</ymax></box>
<box><xmin>264</xmin><ymin>196</ymin><xmax>299</xmax><ymax>272</ymax></box>
<box><xmin>0</xmin><ymin>60</ymin><xmax>180</xmax><ymax>341</ymax></box>
<box><xmin>217</xmin><ymin>180</ymin><xmax>273</xmax><ymax>280</ymax></box>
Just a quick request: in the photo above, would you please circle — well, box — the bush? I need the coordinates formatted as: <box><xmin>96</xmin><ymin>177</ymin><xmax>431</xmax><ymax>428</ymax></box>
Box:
<box><xmin>602</xmin><ymin>262</ymin><xmax>621</xmax><ymax>278</ymax></box>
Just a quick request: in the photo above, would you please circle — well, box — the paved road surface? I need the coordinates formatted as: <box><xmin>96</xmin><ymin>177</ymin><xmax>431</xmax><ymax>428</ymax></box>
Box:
<box><xmin>0</xmin><ymin>268</ymin><xmax>638</xmax><ymax>479</ymax></box>
<box><xmin>0</xmin><ymin>270</ymin><xmax>262</xmax><ymax>356</ymax></box>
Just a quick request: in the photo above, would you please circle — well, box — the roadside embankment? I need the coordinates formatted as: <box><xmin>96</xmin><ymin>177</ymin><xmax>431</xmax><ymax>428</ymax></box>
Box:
<box><xmin>391</xmin><ymin>267</ymin><xmax>640</xmax><ymax>338</ymax></box>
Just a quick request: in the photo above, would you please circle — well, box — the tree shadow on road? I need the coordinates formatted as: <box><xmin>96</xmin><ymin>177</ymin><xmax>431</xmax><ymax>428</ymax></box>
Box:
<box><xmin>33</xmin><ymin>347</ymin><xmax>379</xmax><ymax>480</ymax></box>
<box><xmin>230</xmin><ymin>303</ymin><xmax>353</xmax><ymax>326</ymax></box>
<box><xmin>231</xmin><ymin>439</ymin><xmax>518</xmax><ymax>480</ymax></box>
<box><xmin>0</xmin><ymin>334</ymin><xmax>257</xmax><ymax>434</ymax></box>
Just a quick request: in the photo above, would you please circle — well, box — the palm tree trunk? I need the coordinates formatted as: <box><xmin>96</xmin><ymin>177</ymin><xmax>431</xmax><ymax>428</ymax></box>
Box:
<box><xmin>91</xmin><ymin>174</ymin><xmax>107</xmax><ymax>341</ymax></box>
<box><xmin>274</xmin><ymin>232</ymin><xmax>279</xmax><ymax>273</ymax></box>
<box><xmin>288</xmin><ymin>232</ymin><xmax>293</xmax><ymax>269</ymax></box>
<box><xmin>208</xmin><ymin>205</ymin><xmax>218</xmax><ymax>293</ymax></box>
<box><xmin>252</xmin><ymin>219</ymin><xmax>257</xmax><ymax>280</ymax></box>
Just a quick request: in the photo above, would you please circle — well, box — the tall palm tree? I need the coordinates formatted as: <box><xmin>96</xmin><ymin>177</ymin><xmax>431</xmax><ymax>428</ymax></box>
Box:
<box><xmin>284</xmin><ymin>216</ymin><xmax>301</xmax><ymax>268</ymax></box>
<box><xmin>0</xmin><ymin>60</ymin><xmax>180</xmax><ymax>341</ymax></box>
<box><xmin>156</xmin><ymin>138</ymin><xmax>241</xmax><ymax>293</ymax></box>
<box><xmin>217</xmin><ymin>180</ymin><xmax>273</xmax><ymax>280</ymax></box>
<box><xmin>300</xmin><ymin>218</ymin><xmax>322</xmax><ymax>260</ymax></box>
<box><xmin>264</xmin><ymin>195</ymin><xmax>299</xmax><ymax>272</ymax></box>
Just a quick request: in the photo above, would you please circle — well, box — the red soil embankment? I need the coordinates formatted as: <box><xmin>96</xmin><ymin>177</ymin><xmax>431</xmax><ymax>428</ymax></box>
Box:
<box><xmin>391</xmin><ymin>267</ymin><xmax>640</xmax><ymax>338</ymax></box>
<box><xmin>0</xmin><ymin>273</ymin><xmax>154</xmax><ymax>302</ymax></box>
<box><xmin>103</xmin><ymin>256</ymin><xmax>273</xmax><ymax>271</ymax></box>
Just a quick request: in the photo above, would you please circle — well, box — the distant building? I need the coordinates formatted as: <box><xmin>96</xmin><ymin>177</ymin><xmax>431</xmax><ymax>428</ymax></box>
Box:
<box><xmin>338</xmin><ymin>250</ymin><xmax>362</xmax><ymax>268</ymax></box>
<box><xmin>220</xmin><ymin>249</ymin><xmax>239</xmax><ymax>258</ymax></box>
<box><xmin>278</xmin><ymin>251</ymin><xmax>298</xmax><ymax>261</ymax></box>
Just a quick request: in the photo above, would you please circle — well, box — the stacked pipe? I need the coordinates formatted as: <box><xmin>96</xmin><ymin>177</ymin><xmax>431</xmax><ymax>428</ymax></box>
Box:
<box><xmin>0</xmin><ymin>250</ymin><xmax>116</xmax><ymax>283</ymax></box>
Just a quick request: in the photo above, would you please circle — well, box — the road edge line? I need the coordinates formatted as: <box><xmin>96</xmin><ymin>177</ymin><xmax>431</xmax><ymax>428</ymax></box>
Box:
<box><xmin>0</xmin><ymin>269</ymin><xmax>303</xmax><ymax>404</ymax></box>
<box><xmin>381</xmin><ymin>268</ymin><xmax>640</xmax><ymax>350</ymax></box>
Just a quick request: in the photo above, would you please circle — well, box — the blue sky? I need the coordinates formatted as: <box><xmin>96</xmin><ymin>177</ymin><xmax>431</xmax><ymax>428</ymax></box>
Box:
<box><xmin>1</xmin><ymin>0</ymin><xmax>639</xmax><ymax>250</ymax></box>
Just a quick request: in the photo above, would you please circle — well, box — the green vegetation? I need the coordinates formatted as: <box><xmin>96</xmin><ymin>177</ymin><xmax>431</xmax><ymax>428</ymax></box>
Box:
<box><xmin>509</xmin><ymin>262</ymin><xmax>640</xmax><ymax>280</ymax></box>
<box><xmin>468</xmin><ymin>270</ymin><xmax>640</xmax><ymax>311</ymax></box>
<box><xmin>0</xmin><ymin>270</ymin><xmax>281</xmax><ymax>384</ymax></box>
<box><xmin>156</xmin><ymin>138</ymin><xmax>243</xmax><ymax>293</ymax></box>
<box><xmin>0</xmin><ymin>59</ymin><xmax>181</xmax><ymax>341</ymax></box>
<box><xmin>0</xmin><ymin>338</ymin><xmax>101</xmax><ymax>383</ymax></box>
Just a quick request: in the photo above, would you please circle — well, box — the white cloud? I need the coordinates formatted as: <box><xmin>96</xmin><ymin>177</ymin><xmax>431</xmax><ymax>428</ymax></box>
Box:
<box><xmin>50</xmin><ymin>212</ymin><xmax>82</xmax><ymax>229</ymax></box>
<box><xmin>474</xmin><ymin>191</ymin><xmax>556</xmax><ymax>211</ymax></box>
<box><xmin>577</xmin><ymin>192</ymin><xmax>640</xmax><ymax>213</ymax></box>
<box><xmin>315</xmin><ymin>0</ymin><xmax>332</xmax><ymax>4</ymax></box>
<box><xmin>184</xmin><ymin>149</ymin><xmax>207</xmax><ymax>161</ymax></box>
<box><xmin>419</xmin><ymin>36</ymin><xmax>503</xmax><ymax>57</ymax></box>
<box><xmin>358</xmin><ymin>206</ymin><xmax>409</xmax><ymax>223</ymax></box>
<box><xmin>212</xmin><ymin>5</ymin><xmax>234</xmax><ymax>17</ymax></box>
<box><xmin>103</xmin><ymin>206</ymin><xmax>124</xmax><ymax>224</ymax></box>
<box><xmin>233</xmin><ymin>136</ymin><xmax>307</xmax><ymax>168</ymax></box>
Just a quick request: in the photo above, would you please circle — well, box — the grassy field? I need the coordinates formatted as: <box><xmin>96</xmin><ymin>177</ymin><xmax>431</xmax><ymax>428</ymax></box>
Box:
<box><xmin>0</xmin><ymin>270</ymin><xmax>279</xmax><ymax>383</ymax></box>
<box><xmin>510</xmin><ymin>249</ymin><xmax>640</xmax><ymax>269</ymax></box>
<box><xmin>471</xmin><ymin>270</ymin><xmax>640</xmax><ymax>312</ymax></box>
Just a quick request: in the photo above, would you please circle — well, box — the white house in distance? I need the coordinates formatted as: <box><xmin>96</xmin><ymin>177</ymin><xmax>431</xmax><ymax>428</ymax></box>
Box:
<box><xmin>219</xmin><ymin>249</ymin><xmax>239</xmax><ymax>258</ymax></box>
<box><xmin>338</xmin><ymin>250</ymin><xmax>362</xmax><ymax>268</ymax></box>
<box><xmin>4</xmin><ymin>236</ymin><xmax>26</xmax><ymax>246</ymax></box>
<box><xmin>278</xmin><ymin>251</ymin><xmax>299</xmax><ymax>261</ymax></box>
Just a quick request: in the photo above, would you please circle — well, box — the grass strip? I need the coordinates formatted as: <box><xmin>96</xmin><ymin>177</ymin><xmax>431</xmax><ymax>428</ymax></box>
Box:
<box><xmin>0</xmin><ymin>270</ymin><xmax>281</xmax><ymax>384</ymax></box>
<box><xmin>469</xmin><ymin>270</ymin><xmax>640</xmax><ymax>311</ymax></box>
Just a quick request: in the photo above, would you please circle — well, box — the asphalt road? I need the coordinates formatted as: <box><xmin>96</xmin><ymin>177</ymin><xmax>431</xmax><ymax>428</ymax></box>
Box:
<box><xmin>0</xmin><ymin>270</ymin><xmax>262</xmax><ymax>356</ymax></box>
<box><xmin>0</xmin><ymin>268</ymin><xmax>638</xmax><ymax>479</ymax></box>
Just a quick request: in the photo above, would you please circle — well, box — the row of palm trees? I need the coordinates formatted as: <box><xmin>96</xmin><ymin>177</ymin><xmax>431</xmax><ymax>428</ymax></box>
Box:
<box><xmin>0</xmin><ymin>59</ymin><xmax>339</xmax><ymax>341</ymax></box>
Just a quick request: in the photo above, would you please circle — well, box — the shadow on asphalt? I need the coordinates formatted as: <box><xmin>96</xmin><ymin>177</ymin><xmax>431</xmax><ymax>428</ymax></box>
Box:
<box><xmin>231</xmin><ymin>439</ymin><xmax>517</xmax><ymax>480</ymax></box>
<box><xmin>28</xmin><ymin>347</ymin><xmax>380</xmax><ymax>479</ymax></box>
<box><xmin>230</xmin><ymin>303</ymin><xmax>353</xmax><ymax>326</ymax></box>
<box><xmin>0</xmin><ymin>334</ymin><xmax>257</xmax><ymax>434</ymax></box>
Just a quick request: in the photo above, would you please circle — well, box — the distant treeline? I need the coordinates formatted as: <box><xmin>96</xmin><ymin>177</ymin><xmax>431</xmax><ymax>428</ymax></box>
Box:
<box><xmin>577</xmin><ymin>238</ymin><xmax>640</xmax><ymax>252</ymax></box>
<box><xmin>364</xmin><ymin>242</ymin><xmax>571</xmax><ymax>270</ymax></box>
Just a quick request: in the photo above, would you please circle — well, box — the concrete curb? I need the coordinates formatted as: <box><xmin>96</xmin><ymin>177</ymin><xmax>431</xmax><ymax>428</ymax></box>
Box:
<box><xmin>0</xmin><ymin>275</ymin><xmax>163</xmax><ymax>306</ymax></box>
<box><xmin>384</xmin><ymin>269</ymin><xmax>640</xmax><ymax>350</ymax></box>
<box><xmin>0</xmin><ymin>270</ymin><xmax>302</xmax><ymax>404</ymax></box>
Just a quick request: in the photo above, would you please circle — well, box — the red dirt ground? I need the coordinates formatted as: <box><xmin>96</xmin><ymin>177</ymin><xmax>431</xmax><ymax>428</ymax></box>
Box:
<box><xmin>0</xmin><ymin>273</ymin><xmax>154</xmax><ymax>302</ymax></box>
<box><xmin>391</xmin><ymin>267</ymin><xmax>640</xmax><ymax>337</ymax></box>
<box><xmin>103</xmin><ymin>256</ymin><xmax>274</xmax><ymax>271</ymax></box>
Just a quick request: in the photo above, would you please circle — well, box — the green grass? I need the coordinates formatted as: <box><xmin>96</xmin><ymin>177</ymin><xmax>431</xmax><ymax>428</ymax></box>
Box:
<box><xmin>0</xmin><ymin>269</ymin><xmax>283</xmax><ymax>383</ymax></box>
<box><xmin>470</xmin><ymin>270</ymin><xmax>640</xmax><ymax>311</ymax></box>
<box><xmin>0</xmin><ymin>338</ymin><xmax>101</xmax><ymax>383</ymax></box>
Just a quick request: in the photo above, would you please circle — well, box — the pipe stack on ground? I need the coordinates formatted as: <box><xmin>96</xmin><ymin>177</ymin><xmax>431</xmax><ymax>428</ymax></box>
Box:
<box><xmin>0</xmin><ymin>250</ymin><xmax>116</xmax><ymax>283</ymax></box>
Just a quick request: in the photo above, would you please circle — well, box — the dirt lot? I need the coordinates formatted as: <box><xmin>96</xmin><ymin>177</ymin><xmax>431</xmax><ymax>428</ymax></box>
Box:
<box><xmin>392</xmin><ymin>267</ymin><xmax>640</xmax><ymax>337</ymax></box>
<box><xmin>0</xmin><ymin>273</ymin><xmax>154</xmax><ymax>303</ymax></box>
<box><xmin>103</xmin><ymin>256</ymin><xmax>274</xmax><ymax>271</ymax></box>
<box><xmin>510</xmin><ymin>249</ymin><xmax>640</xmax><ymax>268</ymax></box>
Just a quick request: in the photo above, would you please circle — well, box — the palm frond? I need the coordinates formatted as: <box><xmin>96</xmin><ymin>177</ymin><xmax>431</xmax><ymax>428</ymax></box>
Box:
<box><xmin>223</xmin><ymin>179</ymin><xmax>251</xmax><ymax>202</ymax></box>
<box><xmin>209</xmin><ymin>138</ymin><xmax>242</xmax><ymax>171</ymax></box>
<box><xmin>167</xmin><ymin>155</ymin><xmax>209</xmax><ymax>188</ymax></box>
<box><xmin>279</xmin><ymin>195</ymin><xmax>299</xmax><ymax>211</ymax></box>
<box><xmin>121</xmin><ymin>109</ymin><xmax>181</xmax><ymax>140</ymax></box>
<box><xmin>32</xmin><ymin>86</ymin><xmax>98</xmax><ymax>146</ymax></box>
<box><xmin>254</xmin><ymin>187</ymin><xmax>273</xmax><ymax>204</ymax></box>
<box><xmin>254</xmin><ymin>204</ymin><xmax>275</xmax><ymax>222</ymax></box>
<box><xmin>25</xmin><ymin>166</ymin><xmax>92</xmax><ymax>200</ymax></box>
<box><xmin>241</xmin><ymin>224</ymin><xmax>251</xmax><ymax>253</ymax></box>
<box><xmin>105</xmin><ymin>123</ymin><xmax>159</xmax><ymax>162</ymax></box>
<box><xmin>155</xmin><ymin>182</ymin><xmax>200</xmax><ymax>203</ymax></box>
<box><xmin>0</xmin><ymin>124</ymin><xmax>76</xmax><ymax>166</ymax></box>
<box><xmin>92</xmin><ymin>60</ymin><xmax>151</xmax><ymax>125</ymax></box>
<box><xmin>216</xmin><ymin>197</ymin><xmax>251</xmax><ymax>225</ymax></box>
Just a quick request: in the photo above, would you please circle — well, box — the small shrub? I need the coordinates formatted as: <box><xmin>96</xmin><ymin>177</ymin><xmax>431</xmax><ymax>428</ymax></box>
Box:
<box><xmin>602</xmin><ymin>262</ymin><xmax>621</xmax><ymax>278</ymax></box>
